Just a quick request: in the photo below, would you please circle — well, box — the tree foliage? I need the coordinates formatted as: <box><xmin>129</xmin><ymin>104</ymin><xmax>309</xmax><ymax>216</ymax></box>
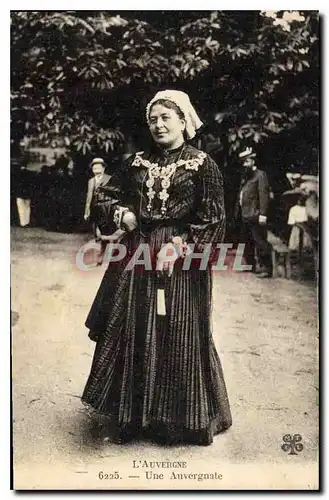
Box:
<box><xmin>11</xmin><ymin>10</ymin><xmax>319</xmax><ymax>172</ymax></box>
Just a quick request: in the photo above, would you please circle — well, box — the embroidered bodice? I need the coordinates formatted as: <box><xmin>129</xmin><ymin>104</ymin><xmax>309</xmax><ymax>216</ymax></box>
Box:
<box><xmin>132</xmin><ymin>148</ymin><xmax>206</xmax><ymax>214</ymax></box>
<box><xmin>101</xmin><ymin>144</ymin><xmax>225</xmax><ymax>246</ymax></box>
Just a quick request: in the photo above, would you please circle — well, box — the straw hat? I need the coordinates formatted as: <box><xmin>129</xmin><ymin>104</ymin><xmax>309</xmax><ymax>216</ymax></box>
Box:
<box><xmin>238</xmin><ymin>147</ymin><xmax>256</xmax><ymax>159</ymax></box>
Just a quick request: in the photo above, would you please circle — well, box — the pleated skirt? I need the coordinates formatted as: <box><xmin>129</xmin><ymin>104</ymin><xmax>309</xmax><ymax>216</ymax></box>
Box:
<box><xmin>81</xmin><ymin>226</ymin><xmax>232</xmax><ymax>445</ymax></box>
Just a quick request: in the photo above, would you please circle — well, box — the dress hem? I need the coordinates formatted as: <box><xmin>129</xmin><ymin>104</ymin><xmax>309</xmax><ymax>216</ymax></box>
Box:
<box><xmin>81</xmin><ymin>399</ymin><xmax>232</xmax><ymax>446</ymax></box>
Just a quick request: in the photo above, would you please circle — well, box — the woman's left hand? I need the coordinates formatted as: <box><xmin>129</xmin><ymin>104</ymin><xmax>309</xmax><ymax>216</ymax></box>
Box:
<box><xmin>156</xmin><ymin>237</ymin><xmax>189</xmax><ymax>276</ymax></box>
<box><xmin>156</xmin><ymin>242</ymin><xmax>180</xmax><ymax>277</ymax></box>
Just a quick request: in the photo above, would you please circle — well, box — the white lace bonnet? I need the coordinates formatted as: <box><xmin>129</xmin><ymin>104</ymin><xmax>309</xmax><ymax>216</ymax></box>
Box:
<box><xmin>146</xmin><ymin>90</ymin><xmax>203</xmax><ymax>140</ymax></box>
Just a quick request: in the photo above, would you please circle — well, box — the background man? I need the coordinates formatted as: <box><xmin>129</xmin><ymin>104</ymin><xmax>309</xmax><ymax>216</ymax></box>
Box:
<box><xmin>235</xmin><ymin>147</ymin><xmax>273</xmax><ymax>278</ymax></box>
<box><xmin>84</xmin><ymin>158</ymin><xmax>112</xmax><ymax>264</ymax></box>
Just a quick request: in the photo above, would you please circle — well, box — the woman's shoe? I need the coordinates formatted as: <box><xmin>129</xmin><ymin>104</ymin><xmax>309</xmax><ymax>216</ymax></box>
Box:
<box><xmin>88</xmin><ymin>330</ymin><xmax>99</xmax><ymax>342</ymax></box>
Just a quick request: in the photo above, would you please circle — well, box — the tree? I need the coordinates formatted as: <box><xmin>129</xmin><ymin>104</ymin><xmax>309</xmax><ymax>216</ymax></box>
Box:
<box><xmin>11</xmin><ymin>10</ymin><xmax>319</xmax><ymax>174</ymax></box>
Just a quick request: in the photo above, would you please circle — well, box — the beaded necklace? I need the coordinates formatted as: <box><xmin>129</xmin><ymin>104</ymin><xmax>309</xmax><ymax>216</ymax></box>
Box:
<box><xmin>132</xmin><ymin>148</ymin><xmax>206</xmax><ymax>214</ymax></box>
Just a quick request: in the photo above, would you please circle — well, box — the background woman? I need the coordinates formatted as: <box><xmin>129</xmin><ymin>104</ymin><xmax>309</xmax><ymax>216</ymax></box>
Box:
<box><xmin>82</xmin><ymin>90</ymin><xmax>232</xmax><ymax>446</ymax></box>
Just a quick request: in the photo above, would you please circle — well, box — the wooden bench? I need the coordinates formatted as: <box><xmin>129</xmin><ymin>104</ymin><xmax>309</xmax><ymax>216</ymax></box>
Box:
<box><xmin>295</xmin><ymin>222</ymin><xmax>318</xmax><ymax>280</ymax></box>
<box><xmin>267</xmin><ymin>230</ymin><xmax>292</xmax><ymax>279</ymax></box>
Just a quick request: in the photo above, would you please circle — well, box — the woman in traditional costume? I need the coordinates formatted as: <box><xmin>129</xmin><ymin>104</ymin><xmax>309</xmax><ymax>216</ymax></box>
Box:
<box><xmin>81</xmin><ymin>90</ymin><xmax>232</xmax><ymax>445</ymax></box>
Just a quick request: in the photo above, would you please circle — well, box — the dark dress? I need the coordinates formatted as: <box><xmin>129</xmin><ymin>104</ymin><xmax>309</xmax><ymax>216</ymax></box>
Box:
<box><xmin>81</xmin><ymin>143</ymin><xmax>232</xmax><ymax>445</ymax></box>
<box><xmin>90</xmin><ymin>177</ymin><xmax>117</xmax><ymax>237</ymax></box>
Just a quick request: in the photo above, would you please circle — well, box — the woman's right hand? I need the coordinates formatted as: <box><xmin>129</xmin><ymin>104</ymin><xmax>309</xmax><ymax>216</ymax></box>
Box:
<box><xmin>100</xmin><ymin>229</ymin><xmax>126</xmax><ymax>243</ymax></box>
<box><xmin>121</xmin><ymin>210</ymin><xmax>138</xmax><ymax>232</ymax></box>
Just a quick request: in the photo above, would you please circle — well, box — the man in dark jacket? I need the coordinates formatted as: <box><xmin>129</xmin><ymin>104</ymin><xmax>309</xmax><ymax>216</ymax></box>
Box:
<box><xmin>235</xmin><ymin>147</ymin><xmax>273</xmax><ymax>278</ymax></box>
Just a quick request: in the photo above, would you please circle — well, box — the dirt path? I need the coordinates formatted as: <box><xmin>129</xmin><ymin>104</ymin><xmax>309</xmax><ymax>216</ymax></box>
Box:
<box><xmin>11</xmin><ymin>227</ymin><xmax>319</xmax><ymax>490</ymax></box>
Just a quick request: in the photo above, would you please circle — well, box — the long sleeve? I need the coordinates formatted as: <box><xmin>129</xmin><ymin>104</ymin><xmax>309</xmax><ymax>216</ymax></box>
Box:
<box><xmin>187</xmin><ymin>156</ymin><xmax>226</xmax><ymax>249</ymax></box>
<box><xmin>97</xmin><ymin>157</ymin><xmax>136</xmax><ymax>228</ymax></box>
<box><xmin>99</xmin><ymin>158</ymin><xmax>132</xmax><ymax>204</ymax></box>
<box><xmin>258</xmin><ymin>170</ymin><xmax>270</xmax><ymax>216</ymax></box>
